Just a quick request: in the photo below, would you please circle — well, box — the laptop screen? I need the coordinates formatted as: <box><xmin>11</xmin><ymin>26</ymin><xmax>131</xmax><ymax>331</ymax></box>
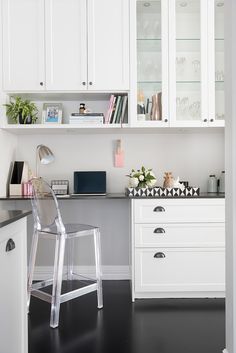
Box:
<box><xmin>74</xmin><ymin>171</ymin><xmax>106</xmax><ymax>194</ymax></box>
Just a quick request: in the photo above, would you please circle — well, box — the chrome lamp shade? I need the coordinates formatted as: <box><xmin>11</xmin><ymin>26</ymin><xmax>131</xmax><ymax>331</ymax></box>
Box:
<box><xmin>36</xmin><ymin>144</ymin><xmax>55</xmax><ymax>176</ymax></box>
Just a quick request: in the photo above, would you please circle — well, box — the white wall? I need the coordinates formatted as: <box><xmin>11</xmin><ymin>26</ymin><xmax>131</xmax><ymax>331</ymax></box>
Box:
<box><xmin>0</xmin><ymin>130</ymin><xmax>17</xmax><ymax>196</ymax></box>
<box><xmin>225</xmin><ymin>0</ymin><xmax>236</xmax><ymax>352</ymax></box>
<box><xmin>16</xmin><ymin>131</ymin><xmax>225</xmax><ymax>193</ymax></box>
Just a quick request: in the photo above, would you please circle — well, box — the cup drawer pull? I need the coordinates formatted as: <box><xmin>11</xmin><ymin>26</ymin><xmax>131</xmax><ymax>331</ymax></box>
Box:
<box><xmin>6</xmin><ymin>238</ymin><xmax>16</xmax><ymax>252</ymax></box>
<box><xmin>153</xmin><ymin>228</ymin><xmax>165</xmax><ymax>234</ymax></box>
<box><xmin>153</xmin><ymin>206</ymin><xmax>165</xmax><ymax>212</ymax></box>
<box><xmin>154</xmin><ymin>252</ymin><xmax>166</xmax><ymax>259</ymax></box>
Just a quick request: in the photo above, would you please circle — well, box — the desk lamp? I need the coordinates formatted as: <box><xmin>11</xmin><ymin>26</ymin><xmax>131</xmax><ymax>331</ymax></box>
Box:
<box><xmin>36</xmin><ymin>144</ymin><xmax>55</xmax><ymax>177</ymax></box>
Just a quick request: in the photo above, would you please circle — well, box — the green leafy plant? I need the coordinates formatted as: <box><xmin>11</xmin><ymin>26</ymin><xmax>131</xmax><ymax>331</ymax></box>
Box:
<box><xmin>127</xmin><ymin>166</ymin><xmax>157</xmax><ymax>188</ymax></box>
<box><xmin>4</xmin><ymin>96</ymin><xmax>38</xmax><ymax>124</ymax></box>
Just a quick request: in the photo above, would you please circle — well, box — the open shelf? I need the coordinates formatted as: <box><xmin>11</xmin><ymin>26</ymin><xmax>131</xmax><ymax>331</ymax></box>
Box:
<box><xmin>0</xmin><ymin>124</ymin><xmax>224</xmax><ymax>135</ymax></box>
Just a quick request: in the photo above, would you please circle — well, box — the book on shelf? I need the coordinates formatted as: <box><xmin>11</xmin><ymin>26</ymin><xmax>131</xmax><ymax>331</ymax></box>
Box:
<box><xmin>105</xmin><ymin>94</ymin><xmax>128</xmax><ymax>124</ymax></box>
<box><xmin>69</xmin><ymin>113</ymin><xmax>104</xmax><ymax>125</ymax></box>
<box><xmin>120</xmin><ymin>95</ymin><xmax>128</xmax><ymax>124</ymax></box>
<box><xmin>111</xmin><ymin>95</ymin><xmax>122</xmax><ymax>124</ymax></box>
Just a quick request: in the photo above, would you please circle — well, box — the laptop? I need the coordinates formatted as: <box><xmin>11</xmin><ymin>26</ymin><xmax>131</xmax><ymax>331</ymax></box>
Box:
<box><xmin>72</xmin><ymin>171</ymin><xmax>107</xmax><ymax>196</ymax></box>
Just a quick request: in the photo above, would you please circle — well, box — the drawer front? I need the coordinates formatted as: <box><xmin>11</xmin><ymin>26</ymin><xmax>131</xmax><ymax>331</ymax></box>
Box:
<box><xmin>135</xmin><ymin>223</ymin><xmax>225</xmax><ymax>248</ymax></box>
<box><xmin>135</xmin><ymin>248</ymin><xmax>225</xmax><ymax>293</ymax></box>
<box><xmin>133</xmin><ymin>199</ymin><xmax>225</xmax><ymax>223</ymax></box>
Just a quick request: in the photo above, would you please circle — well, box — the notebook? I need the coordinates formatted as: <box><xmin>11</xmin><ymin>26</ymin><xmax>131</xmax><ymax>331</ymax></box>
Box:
<box><xmin>73</xmin><ymin>171</ymin><xmax>107</xmax><ymax>195</ymax></box>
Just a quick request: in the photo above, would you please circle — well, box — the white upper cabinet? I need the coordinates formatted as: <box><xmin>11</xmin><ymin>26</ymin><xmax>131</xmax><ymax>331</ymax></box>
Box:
<box><xmin>2</xmin><ymin>0</ymin><xmax>130</xmax><ymax>92</ymax></box>
<box><xmin>2</xmin><ymin>0</ymin><xmax>45</xmax><ymax>91</ymax></box>
<box><xmin>45</xmin><ymin>0</ymin><xmax>87</xmax><ymax>90</ymax></box>
<box><xmin>87</xmin><ymin>0</ymin><xmax>130</xmax><ymax>91</ymax></box>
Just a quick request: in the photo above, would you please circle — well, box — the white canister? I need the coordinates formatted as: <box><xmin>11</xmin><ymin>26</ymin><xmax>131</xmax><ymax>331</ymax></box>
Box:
<box><xmin>219</xmin><ymin>171</ymin><xmax>225</xmax><ymax>193</ymax></box>
<box><xmin>208</xmin><ymin>175</ymin><xmax>218</xmax><ymax>193</ymax></box>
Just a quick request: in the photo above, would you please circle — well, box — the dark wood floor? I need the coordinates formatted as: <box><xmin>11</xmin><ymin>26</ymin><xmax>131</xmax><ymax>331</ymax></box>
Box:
<box><xmin>28</xmin><ymin>280</ymin><xmax>225</xmax><ymax>353</ymax></box>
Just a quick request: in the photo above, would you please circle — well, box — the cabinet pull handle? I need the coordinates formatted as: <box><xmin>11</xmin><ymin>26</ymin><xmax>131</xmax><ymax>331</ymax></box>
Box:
<box><xmin>6</xmin><ymin>238</ymin><xmax>16</xmax><ymax>252</ymax></box>
<box><xmin>153</xmin><ymin>228</ymin><xmax>165</xmax><ymax>234</ymax></box>
<box><xmin>153</xmin><ymin>206</ymin><xmax>165</xmax><ymax>212</ymax></box>
<box><xmin>82</xmin><ymin>81</ymin><xmax>86</xmax><ymax>86</ymax></box>
<box><xmin>154</xmin><ymin>252</ymin><xmax>165</xmax><ymax>259</ymax></box>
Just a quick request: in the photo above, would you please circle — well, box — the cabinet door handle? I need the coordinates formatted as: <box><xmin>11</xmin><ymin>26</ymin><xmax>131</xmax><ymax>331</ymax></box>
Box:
<box><xmin>89</xmin><ymin>81</ymin><xmax>93</xmax><ymax>86</ymax></box>
<box><xmin>40</xmin><ymin>82</ymin><xmax>44</xmax><ymax>86</ymax></box>
<box><xmin>154</xmin><ymin>252</ymin><xmax>166</xmax><ymax>259</ymax></box>
<box><xmin>153</xmin><ymin>228</ymin><xmax>165</xmax><ymax>234</ymax></box>
<box><xmin>210</xmin><ymin>118</ymin><xmax>214</xmax><ymax>122</ymax></box>
<box><xmin>153</xmin><ymin>206</ymin><xmax>165</xmax><ymax>212</ymax></box>
<box><xmin>164</xmin><ymin>119</ymin><xmax>168</xmax><ymax>123</ymax></box>
<box><xmin>82</xmin><ymin>81</ymin><xmax>86</xmax><ymax>86</ymax></box>
<box><xmin>6</xmin><ymin>238</ymin><xmax>16</xmax><ymax>252</ymax></box>
<box><xmin>203</xmin><ymin>118</ymin><xmax>207</xmax><ymax>122</ymax></box>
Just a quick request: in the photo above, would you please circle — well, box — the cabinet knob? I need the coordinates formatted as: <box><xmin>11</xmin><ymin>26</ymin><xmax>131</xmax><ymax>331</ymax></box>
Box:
<box><xmin>40</xmin><ymin>82</ymin><xmax>44</xmax><ymax>86</ymax></box>
<box><xmin>89</xmin><ymin>81</ymin><xmax>93</xmax><ymax>86</ymax></box>
<box><xmin>82</xmin><ymin>82</ymin><xmax>86</xmax><ymax>86</ymax></box>
<box><xmin>203</xmin><ymin>119</ymin><xmax>207</xmax><ymax>122</ymax></box>
<box><xmin>153</xmin><ymin>206</ymin><xmax>165</xmax><ymax>212</ymax></box>
<box><xmin>153</xmin><ymin>228</ymin><xmax>165</xmax><ymax>234</ymax></box>
<box><xmin>164</xmin><ymin>119</ymin><xmax>168</xmax><ymax>123</ymax></box>
<box><xmin>210</xmin><ymin>119</ymin><xmax>214</xmax><ymax>122</ymax></box>
<box><xmin>154</xmin><ymin>252</ymin><xmax>166</xmax><ymax>259</ymax></box>
<box><xmin>6</xmin><ymin>238</ymin><xmax>16</xmax><ymax>252</ymax></box>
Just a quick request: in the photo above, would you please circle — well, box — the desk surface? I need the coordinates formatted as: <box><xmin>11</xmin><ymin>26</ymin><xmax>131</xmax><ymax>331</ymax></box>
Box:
<box><xmin>0</xmin><ymin>210</ymin><xmax>31</xmax><ymax>228</ymax></box>
<box><xmin>0</xmin><ymin>192</ymin><xmax>225</xmax><ymax>200</ymax></box>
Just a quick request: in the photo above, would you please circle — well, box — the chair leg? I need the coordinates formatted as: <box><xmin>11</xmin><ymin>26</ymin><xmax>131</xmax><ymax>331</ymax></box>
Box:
<box><xmin>27</xmin><ymin>229</ymin><xmax>39</xmax><ymax>313</ymax></box>
<box><xmin>50</xmin><ymin>235</ymin><xmax>66</xmax><ymax>328</ymax></box>
<box><xmin>94</xmin><ymin>229</ymin><xmax>103</xmax><ymax>309</ymax></box>
<box><xmin>67</xmin><ymin>238</ymin><xmax>74</xmax><ymax>280</ymax></box>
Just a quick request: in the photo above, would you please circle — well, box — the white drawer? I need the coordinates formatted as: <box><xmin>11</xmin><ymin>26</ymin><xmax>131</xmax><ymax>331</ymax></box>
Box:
<box><xmin>135</xmin><ymin>223</ymin><xmax>225</xmax><ymax>248</ymax></box>
<box><xmin>135</xmin><ymin>248</ymin><xmax>225</xmax><ymax>293</ymax></box>
<box><xmin>133</xmin><ymin>199</ymin><xmax>225</xmax><ymax>223</ymax></box>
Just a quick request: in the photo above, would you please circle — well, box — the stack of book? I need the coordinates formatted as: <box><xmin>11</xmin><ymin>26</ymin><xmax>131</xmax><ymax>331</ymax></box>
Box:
<box><xmin>105</xmin><ymin>94</ymin><xmax>128</xmax><ymax>124</ymax></box>
<box><xmin>69</xmin><ymin>113</ymin><xmax>104</xmax><ymax>125</ymax></box>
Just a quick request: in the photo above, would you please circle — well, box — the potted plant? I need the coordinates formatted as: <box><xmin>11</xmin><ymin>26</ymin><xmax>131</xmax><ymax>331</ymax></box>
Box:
<box><xmin>4</xmin><ymin>96</ymin><xmax>38</xmax><ymax>124</ymax></box>
<box><xmin>127</xmin><ymin>166</ymin><xmax>157</xmax><ymax>188</ymax></box>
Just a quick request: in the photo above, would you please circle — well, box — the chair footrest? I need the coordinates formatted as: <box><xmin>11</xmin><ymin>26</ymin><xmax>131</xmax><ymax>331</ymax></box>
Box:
<box><xmin>30</xmin><ymin>282</ymin><xmax>98</xmax><ymax>304</ymax></box>
<box><xmin>60</xmin><ymin>283</ymin><xmax>98</xmax><ymax>303</ymax></box>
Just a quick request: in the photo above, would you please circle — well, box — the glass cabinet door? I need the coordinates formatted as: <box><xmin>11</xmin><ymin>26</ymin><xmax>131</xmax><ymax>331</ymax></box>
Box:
<box><xmin>169</xmin><ymin>0</ymin><xmax>208</xmax><ymax>126</ymax></box>
<box><xmin>136</xmin><ymin>0</ymin><xmax>169</xmax><ymax>126</ymax></box>
<box><xmin>214</xmin><ymin>0</ymin><xmax>224</xmax><ymax>124</ymax></box>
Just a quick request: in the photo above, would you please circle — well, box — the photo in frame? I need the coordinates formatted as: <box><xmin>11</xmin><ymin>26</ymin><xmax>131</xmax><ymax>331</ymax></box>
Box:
<box><xmin>42</xmin><ymin>103</ymin><xmax>63</xmax><ymax>124</ymax></box>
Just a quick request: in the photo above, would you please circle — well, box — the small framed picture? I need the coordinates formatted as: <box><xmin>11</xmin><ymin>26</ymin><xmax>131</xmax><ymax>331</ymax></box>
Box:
<box><xmin>42</xmin><ymin>103</ymin><xmax>63</xmax><ymax>124</ymax></box>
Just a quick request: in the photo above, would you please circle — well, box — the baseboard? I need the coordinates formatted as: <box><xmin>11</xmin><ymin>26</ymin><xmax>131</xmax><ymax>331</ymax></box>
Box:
<box><xmin>33</xmin><ymin>266</ymin><xmax>131</xmax><ymax>280</ymax></box>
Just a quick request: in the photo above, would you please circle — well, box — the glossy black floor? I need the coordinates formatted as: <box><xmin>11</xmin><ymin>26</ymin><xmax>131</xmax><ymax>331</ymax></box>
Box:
<box><xmin>28</xmin><ymin>281</ymin><xmax>225</xmax><ymax>353</ymax></box>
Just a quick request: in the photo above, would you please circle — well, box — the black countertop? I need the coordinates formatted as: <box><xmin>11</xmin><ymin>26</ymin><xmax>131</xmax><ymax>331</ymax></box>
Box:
<box><xmin>0</xmin><ymin>210</ymin><xmax>32</xmax><ymax>229</ymax></box>
<box><xmin>0</xmin><ymin>192</ymin><xmax>225</xmax><ymax>200</ymax></box>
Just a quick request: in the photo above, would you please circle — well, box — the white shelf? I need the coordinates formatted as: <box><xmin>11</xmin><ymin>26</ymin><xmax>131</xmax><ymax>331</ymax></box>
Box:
<box><xmin>0</xmin><ymin>124</ymin><xmax>224</xmax><ymax>135</ymax></box>
<box><xmin>0</xmin><ymin>123</ymin><xmax>130</xmax><ymax>134</ymax></box>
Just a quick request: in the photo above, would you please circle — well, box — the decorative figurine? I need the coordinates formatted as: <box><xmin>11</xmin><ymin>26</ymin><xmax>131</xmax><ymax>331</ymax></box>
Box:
<box><xmin>79</xmin><ymin>103</ymin><xmax>86</xmax><ymax>114</ymax></box>
<box><xmin>163</xmin><ymin>172</ymin><xmax>174</xmax><ymax>188</ymax></box>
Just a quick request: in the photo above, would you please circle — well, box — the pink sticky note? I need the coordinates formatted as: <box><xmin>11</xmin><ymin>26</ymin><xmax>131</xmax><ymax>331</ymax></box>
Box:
<box><xmin>115</xmin><ymin>151</ymin><xmax>124</xmax><ymax>168</ymax></box>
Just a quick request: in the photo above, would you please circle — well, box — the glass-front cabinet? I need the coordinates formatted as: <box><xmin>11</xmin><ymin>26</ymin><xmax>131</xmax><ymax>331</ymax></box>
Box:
<box><xmin>214</xmin><ymin>0</ymin><xmax>224</xmax><ymax>124</ymax></box>
<box><xmin>169</xmin><ymin>0</ymin><xmax>207</xmax><ymax>126</ymax></box>
<box><xmin>133</xmin><ymin>0</ymin><xmax>225</xmax><ymax>128</ymax></box>
<box><xmin>135</xmin><ymin>0</ymin><xmax>169</xmax><ymax>127</ymax></box>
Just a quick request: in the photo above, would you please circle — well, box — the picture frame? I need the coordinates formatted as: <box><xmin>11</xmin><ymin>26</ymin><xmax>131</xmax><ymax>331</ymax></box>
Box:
<box><xmin>42</xmin><ymin>103</ymin><xmax>63</xmax><ymax>124</ymax></box>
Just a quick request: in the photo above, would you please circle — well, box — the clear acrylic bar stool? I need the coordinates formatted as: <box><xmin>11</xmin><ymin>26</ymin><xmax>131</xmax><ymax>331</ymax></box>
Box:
<box><xmin>27</xmin><ymin>177</ymin><xmax>103</xmax><ymax>328</ymax></box>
